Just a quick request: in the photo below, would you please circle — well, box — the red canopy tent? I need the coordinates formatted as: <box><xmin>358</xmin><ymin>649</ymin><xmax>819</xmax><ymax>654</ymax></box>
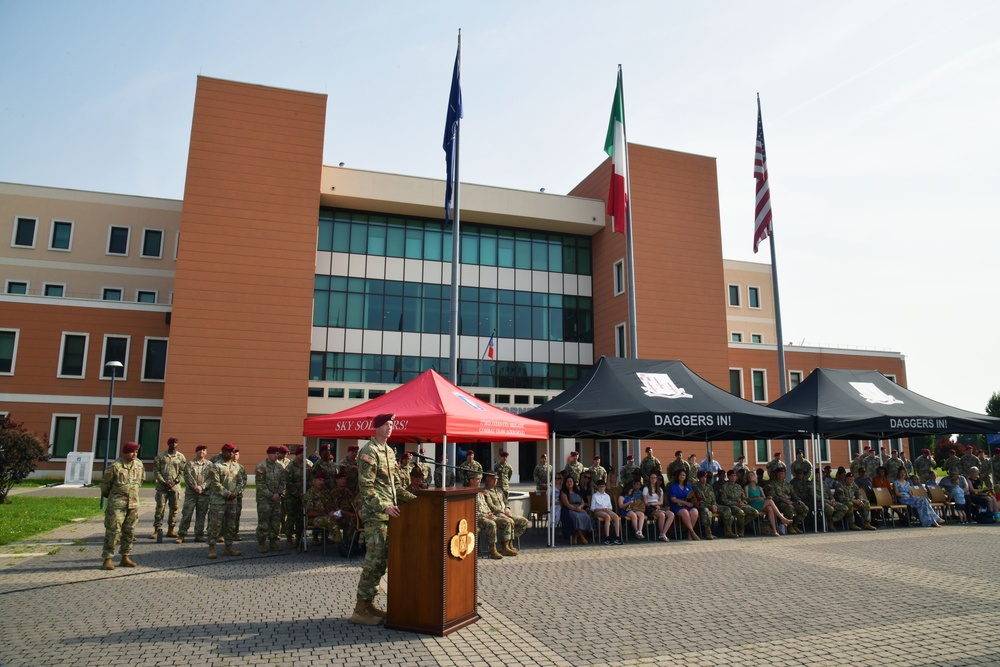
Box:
<box><xmin>302</xmin><ymin>369</ymin><xmax>549</xmax><ymax>443</ymax></box>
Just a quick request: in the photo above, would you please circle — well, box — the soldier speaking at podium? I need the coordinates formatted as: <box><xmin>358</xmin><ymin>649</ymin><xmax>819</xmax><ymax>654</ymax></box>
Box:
<box><xmin>350</xmin><ymin>413</ymin><xmax>416</xmax><ymax>626</ymax></box>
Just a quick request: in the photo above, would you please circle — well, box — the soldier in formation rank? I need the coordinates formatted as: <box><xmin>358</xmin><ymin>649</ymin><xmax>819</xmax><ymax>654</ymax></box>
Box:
<box><xmin>152</xmin><ymin>436</ymin><xmax>186</xmax><ymax>538</ymax></box>
<box><xmin>100</xmin><ymin>441</ymin><xmax>144</xmax><ymax>570</ymax></box>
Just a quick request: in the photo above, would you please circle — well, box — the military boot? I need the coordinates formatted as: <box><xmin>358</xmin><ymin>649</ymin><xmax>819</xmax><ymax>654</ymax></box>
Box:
<box><xmin>224</xmin><ymin>544</ymin><xmax>242</xmax><ymax>557</ymax></box>
<box><xmin>863</xmin><ymin>522</ymin><xmax>877</xmax><ymax>531</ymax></box>
<box><xmin>737</xmin><ymin>523</ymin><xmax>746</xmax><ymax>537</ymax></box>
<box><xmin>194</xmin><ymin>534</ymin><xmax>207</xmax><ymax>543</ymax></box>
<box><xmin>175</xmin><ymin>535</ymin><xmax>185</xmax><ymax>544</ymax></box>
<box><xmin>725</xmin><ymin>524</ymin><xmax>738</xmax><ymax>539</ymax></box>
<box><xmin>150</xmin><ymin>529</ymin><xmax>160</xmax><ymax>540</ymax></box>
<box><xmin>791</xmin><ymin>523</ymin><xmax>804</xmax><ymax>535</ymax></box>
<box><xmin>166</xmin><ymin>527</ymin><xmax>178</xmax><ymax>538</ymax></box>
<box><xmin>101</xmin><ymin>558</ymin><xmax>115</xmax><ymax>570</ymax></box>
<box><xmin>366</xmin><ymin>600</ymin><xmax>387</xmax><ymax>619</ymax></box>
<box><xmin>270</xmin><ymin>538</ymin><xmax>281</xmax><ymax>552</ymax></box>
<box><xmin>207</xmin><ymin>545</ymin><xmax>218</xmax><ymax>559</ymax></box>
<box><xmin>489</xmin><ymin>543</ymin><xmax>504</xmax><ymax>559</ymax></box>
<box><xmin>120</xmin><ymin>554</ymin><xmax>136</xmax><ymax>567</ymax></box>
<box><xmin>350</xmin><ymin>598</ymin><xmax>383</xmax><ymax>625</ymax></box>
<box><xmin>501</xmin><ymin>541</ymin><xmax>518</xmax><ymax>557</ymax></box>
<box><xmin>286</xmin><ymin>538</ymin><xmax>297</xmax><ymax>550</ymax></box>
<box><xmin>258</xmin><ymin>540</ymin><xmax>268</xmax><ymax>553</ymax></box>
<box><xmin>848</xmin><ymin>523</ymin><xmax>861</xmax><ymax>531</ymax></box>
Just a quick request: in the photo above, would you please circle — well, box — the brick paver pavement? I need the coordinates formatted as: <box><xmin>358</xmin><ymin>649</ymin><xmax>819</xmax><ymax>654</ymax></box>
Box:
<box><xmin>1</xmin><ymin>485</ymin><xmax>998</xmax><ymax>666</ymax></box>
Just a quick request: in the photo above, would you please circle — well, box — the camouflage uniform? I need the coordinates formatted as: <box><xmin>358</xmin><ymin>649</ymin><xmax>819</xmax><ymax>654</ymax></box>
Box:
<box><xmin>767</xmin><ymin>477</ymin><xmax>809</xmax><ymax>524</ymax></box>
<box><xmin>177</xmin><ymin>457</ymin><xmax>212</xmax><ymax>540</ymax></box>
<box><xmin>313</xmin><ymin>454</ymin><xmax>339</xmax><ymax>483</ymax></box>
<box><xmin>789</xmin><ymin>457</ymin><xmax>812</xmax><ymax>479</ymax></box>
<box><xmin>331</xmin><ymin>483</ymin><xmax>358</xmax><ymax>544</ymax></box>
<box><xmin>494</xmin><ymin>461</ymin><xmax>514</xmax><ymax>501</ymax></box>
<box><xmin>356</xmin><ymin>436</ymin><xmax>416</xmax><ymax>602</ymax></box>
<box><xmin>416</xmin><ymin>461</ymin><xmax>433</xmax><ymax>487</ymax></box>
<box><xmin>960</xmin><ymin>452</ymin><xmax>980</xmax><ymax>476</ymax></box>
<box><xmin>484</xmin><ymin>485</ymin><xmax>528</xmax><ymax>540</ymax></box>
<box><xmin>255</xmin><ymin>458</ymin><xmax>285</xmax><ymax>542</ymax></box>
<box><xmin>913</xmin><ymin>454</ymin><xmax>935</xmax><ymax>483</ymax></box>
<box><xmin>283</xmin><ymin>457</ymin><xmax>312</xmax><ymax>543</ymax></box>
<box><xmin>100</xmin><ymin>457</ymin><xmax>144</xmax><ymax>560</ymax></box>
<box><xmin>207</xmin><ymin>458</ymin><xmax>245</xmax><ymax>547</ymax></box>
<box><xmin>943</xmin><ymin>454</ymin><xmax>961</xmax><ymax>473</ymax></box>
<box><xmin>849</xmin><ymin>456</ymin><xmax>865</xmax><ymax>478</ymax></box>
<box><xmin>533</xmin><ymin>463</ymin><xmax>553</xmax><ymax>491</ymax></box>
<box><xmin>588</xmin><ymin>464</ymin><xmax>608</xmax><ymax>487</ymax></box>
<box><xmin>619</xmin><ymin>463</ymin><xmax>640</xmax><ymax>488</ymax></box>
<box><xmin>563</xmin><ymin>459</ymin><xmax>585</xmax><ymax>484</ymax></box>
<box><xmin>862</xmin><ymin>453</ymin><xmax>879</xmax><ymax>480</ymax></box>
<box><xmin>458</xmin><ymin>458</ymin><xmax>484</xmax><ymax>486</ymax></box>
<box><xmin>233</xmin><ymin>460</ymin><xmax>247</xmax><ymax>538</ymax></box>
<box><xmin>719</xmin><ymin>481</ymin><xmax>759</xmax><ymax>533</ymax></box>
<box><xmin>835</xmin><ymin>480</ymin><xmax>874</xmax><ymax>526</ymax></box>
<box><xmin>304</xmin><ymin>483</ymin><xmax>342</xmax><ymax>542</ymax></box>
<box><xmin>153</xmin><ymin>449</ymin><xmax>186</xmax><ymax>533</ymax></box>
<box><xmin>665</xmin><ymin>458</ymin><xmax>688</xmax><ymax>483</ymax></box>
<box><xmin>766</xmin><ymin>457</ymin><xmax>787</xmax><ymax>477</ymax></box>
<box><xmin>794</xmin><ymin>476</ymin><xmax>848</xmax><ymax>526</ymax></box>
<box><xmin>434</xmin><ymin>463</ymin><xmax>455</xmax><ymax>488</ymax></box>
<box><xmin>884</xmin><ymin>457</ymin><xmax>903</xmax><ymax>482</ymax></box>
<box><xmin>693</xmin><ymin>481</ymin><xmax>732</xmax><ymax>536</ymax></box>
<box><xmin>476</xmin><ymin>491</ymin><xmax>500</xmax><ymax>546</ymax></box>
<box><xmin>339</xmin><ymin>455</ymin><xmax>360</xmax><ymax>493</ymax></box>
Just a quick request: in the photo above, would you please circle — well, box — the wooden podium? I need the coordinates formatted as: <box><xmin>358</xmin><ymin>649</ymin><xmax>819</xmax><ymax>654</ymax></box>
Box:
<box><xmin>385</xmin><ymin>486</ymin><xmax>480</xmax><ymax>636</ymax></box>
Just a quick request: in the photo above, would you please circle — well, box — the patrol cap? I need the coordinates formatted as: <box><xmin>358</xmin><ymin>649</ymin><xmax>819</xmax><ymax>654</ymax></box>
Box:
<box><xmin>167</xmin><ymin>437</ymin><xmax>178</xmax><ymax>445</ymax></box>
<box><xmin>195</xmin><ymin>445</ymin><xmax>208</xmax><ymax>452</ymax></box>
<box><xmin>222</xmin><ymin>443</ymin><xmax>236</xmax><ymax>453</ymax></box>
<box><xmin>122</xmin><ymin>441</ymin><xmax>140</xmax><ymax>454</ymax></box>
<box><xmin>372</xmin><ymin>413</ymin><xmax>394</xmax><ymax>428</ymax></box>
<box><xmin>348</xmin><ymin>445</ymin><xmax>359</xmax><ymax>452</ymax></box>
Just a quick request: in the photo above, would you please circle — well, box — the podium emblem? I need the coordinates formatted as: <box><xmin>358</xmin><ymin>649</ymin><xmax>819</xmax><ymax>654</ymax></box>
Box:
<box><xmin>449</xmin><ymin>519</ymin><xmax>475</xmax><ymax>559</ymax></box>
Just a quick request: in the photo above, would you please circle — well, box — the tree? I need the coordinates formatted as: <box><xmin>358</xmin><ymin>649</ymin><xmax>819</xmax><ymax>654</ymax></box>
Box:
<box><xmin>986</xmin><ymin>392</ymin><xmax>1000</xmax><ymax>418</ymax></box>
<box><xmin>0</xmin><ymin>415</ymin><xmax>48</xmax><ymax>504</ymax></box>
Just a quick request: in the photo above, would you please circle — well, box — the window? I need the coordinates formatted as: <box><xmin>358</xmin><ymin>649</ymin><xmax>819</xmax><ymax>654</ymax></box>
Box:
<box><xmin>818</xmin><ymin>439</ymin><xmax>830</xmax><ymax>463</ymax></box>
<box><xmin>849</xmin><ymin>440</ymin><xmax>864</xmax><ymax>459</ymax></box>
<box><xmin>49</xmin><ymin>220</ymin><xmax>73</xmax><ymax>251</ymax></box>
<box><xmin>102</xmin><ymin>288</ymin><xmax>123</xmax><ymax>301</ymax></box>
<box><xmin>5</xmin><ymin>280</ymin><xmax>28</xmax><ymax>295</ymax></box>
<box><xmin>94</xmin><ymin>416</ymin><xmax>121</xmax><ymax>461</ymax></box>
<box><xmin>751</xmin><ymin>369</ymin><xmax>767</xmax><ymax>402</ymax></box>
<box><xmin>755</xmin><ymin>439</ymin><xmax>770</xmax><ymax>464</ymax></box>
<box><xmin>101</xmin><ymin>335</ymin><xmax>129</xmax><ymax>379</ymax></box>
<box><xmin>107</xmin><ymin>226</ymin><xmax>130</xmax><ymax>255</ymax></box>
<box><xmin>613</xmin><ymin>259</ymin><xmax>624</xmax><ymax>296</ymax></box>
<box><xmin>58</xmin><ymin>333</ymin><xmax>89</xmax><ymax>378</ymax></box>
<box><xmin>884</xmin><ymin>374</ymin><xmax>897</xmax><ymax>383</ymax></box>
<box><xmin>50</xmin><ymin>415</ymin><xmax>79</xmax><ymax>458</ymax></box>
<box><xmin>729</xmin><ymin>368</ymin><xmax>743</xmax><ymax>397</ymax></box>
<box><xmin>615</xmin><ymin>323</ymin><xmax>626</xmax><ymax>358</ymax></box>
<box><xmin>751</xmin><ymin>333</ymin><xmax>762</xmax><ymax>344</ymax></box>
<box><xmin>43</xmin><ymin>283</ymin><xmax>64</xmax><ymax>297</ymax></box>
<box><xmin>730</xmin><ymin>332</ymin><xmax>743</xmax><ymax>343</ymax></box>
<box><xmin>136</xmin><ymin>290</ymin><xmax>157</xmax><ymax>303</ymax></box>
<box><xmin>0</xmin><ymin>329</ymin><xmax>18</xmax><ymax>374</ymax></box>
<box><xmin>141</xmin><ymin>229</ymin><xmax>163</xmax><ymax>258</ymax></box>
<box><xmin>732</xmin><ymin>441</ymin><xmax>746</xmax><ymax>462</ymax></box>
<box><xmin>789</xmin><ymin>370</ymin><xmax>803</xmax><ymax>389</ymax></box>
<box><xmin>12</xmin><ymin>217</ymin><xmax>37</xmax><ymax>248</ymax></box>
<box><xmin>727</xmin><ymin>284</ymin><xmax>740</xmax><ymax>307</ymax></box>
<box><xmin>142</xmin><ymin>337</ymin><xmax>168</xmax><ymax>381</ymax></box>
<box><xmin>748</xmin><ymin>286</ymin><xmax>761</xmax><ymax>309</ymax></box>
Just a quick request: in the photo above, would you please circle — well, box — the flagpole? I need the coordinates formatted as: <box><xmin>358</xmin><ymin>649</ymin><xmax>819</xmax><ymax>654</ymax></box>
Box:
<box><xmin>446</xmin><ymin>31</ymin><xmax>462</xmax><ymax>474</ymax></box>
<box><xmin>616</xmin><ymin>65</ymin><xmax>641</xmax><ymax>463</ymax></box>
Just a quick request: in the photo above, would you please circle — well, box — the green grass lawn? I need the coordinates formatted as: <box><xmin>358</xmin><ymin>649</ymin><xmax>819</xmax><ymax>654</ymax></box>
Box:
<box><xmin>0</xmin><ymin>496</ymin><xmax>103</xmax><ymax>545</ymax></box>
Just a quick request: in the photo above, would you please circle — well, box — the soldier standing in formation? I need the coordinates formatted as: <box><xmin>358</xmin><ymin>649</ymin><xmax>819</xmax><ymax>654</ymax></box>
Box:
<box><xmin>789</xmin><ymin>450</ymin><xmax>812</xmax><ymax>479</ymax></box>
<box><xmin>176</xmin><ymin>445</ymin><xmax>211</xmax><ymax>543</ymax></box>
<box><xmin>619</xmin><ymin>454</ymin><xmax>639</xmax><ymax>488</ymax></box>
<box><xmin>913</xmin><ymin>448</ymin><xmax>935</xmax><ymax>483</ymax></box>
<box><xmin>283</xmin><ymin>446</ymin><xmax>312</xmax><ymax>549</ymax></box>
<box><xmin>100</xmin><ymin>441</ymin><xmax>144</xmax><ymax>570</ymax></box>
<box><xmin>666</xmin><ymin>450</ymin><xmax>687</xmax><ymax>483</ymax></box>
<box><xmin>563</xmin><ymin>451</ymin><xmax>584</xmax><ymax>484</ymax></box>
<box><xmin>493</xmin><ymin>450</ymin><xmax>513</xmax><ymax>501</ymax></box>
<box><xmin>351</xmin><ymin>414</ymin><xmax>416</xmax><ymax>626</ymax></box>
<box><xmin>256</xmin><ymin>446</ymin><xmax>285</xmax><ymax>553</ymax></box>
<box><xmin>152</xmin><ymin>436</ymin><xmax>185</xmax><ymax>539</ymax></box>
<box><xmin>206</xmin><ymin>443</ymin><xmax>245</xmax><ymax>558</ymax></box>
<box><xmin>533</xmin><ymin>453</ymin><xmax>552</xmax><ymax>491</ymax></box>
<box><xmin>588</xmin><ymin>454</ymin><xmax>608</xmax><ymax>487</ymax></box>
<box><xmin>339</xmin><ymin>444</ymin><xmax>360</xmax><ymax>493</ymax></box>
<box><xmin>458</xmin><ymin>448</ymin><xmax>483</xmax><ymax>487</ymax></box>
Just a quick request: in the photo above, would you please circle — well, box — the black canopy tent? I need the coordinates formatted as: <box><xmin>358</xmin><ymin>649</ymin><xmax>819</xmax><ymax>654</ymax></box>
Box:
<box><xmin>523</xmin><ymin>356</ymin><xmax>813</xmax><ymax>441</ymax></box>
<box><xmin>767</xmin><ymin>368</ymin><xmax>1000</xmax><ymax>439</ymax></box>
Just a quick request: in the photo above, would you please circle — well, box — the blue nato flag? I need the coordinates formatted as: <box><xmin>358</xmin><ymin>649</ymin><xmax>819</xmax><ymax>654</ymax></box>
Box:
<box><xmin>443</xmin><ymin>45</ymin><xmax>462</xmax><ymax>226</ymax></box>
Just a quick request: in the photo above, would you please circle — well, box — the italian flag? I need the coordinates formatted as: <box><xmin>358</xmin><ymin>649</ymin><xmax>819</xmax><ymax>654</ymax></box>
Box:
<box><xmin>604</xmin><ymin>69</ymin><xmax>628</xmax><ymax>235</ymax></box>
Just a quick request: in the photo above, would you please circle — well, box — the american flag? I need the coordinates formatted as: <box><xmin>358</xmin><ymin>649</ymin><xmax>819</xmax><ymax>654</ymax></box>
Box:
<box><xmin>753</xmin><ymin>96</ymin><xmax>772</xmax><ymax>254</ymax></box>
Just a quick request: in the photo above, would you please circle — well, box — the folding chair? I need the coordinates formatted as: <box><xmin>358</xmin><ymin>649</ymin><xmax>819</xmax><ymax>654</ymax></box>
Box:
<box><xmin>872</xmin><ymin>488</ymin><xmax>910</xmax><ymax>527</ymax></box>
<box><xmin>529</xmin><ymin>492</ymin><xmax>549</xmax><ymax>533</ymax></box>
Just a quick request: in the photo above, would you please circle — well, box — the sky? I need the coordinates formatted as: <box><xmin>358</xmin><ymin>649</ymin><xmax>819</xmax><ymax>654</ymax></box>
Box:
<box><xmin>1</xmin><ymin>1</ymin><xmax>997</xmax><ymax>413</ymax></box>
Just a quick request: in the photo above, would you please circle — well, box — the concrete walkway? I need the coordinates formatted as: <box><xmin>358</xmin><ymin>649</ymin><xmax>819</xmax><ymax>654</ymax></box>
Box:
<box><xmin>1</xmin><ymin>486</ymin><xmax>998</xmax><ymax>666</ymax></box>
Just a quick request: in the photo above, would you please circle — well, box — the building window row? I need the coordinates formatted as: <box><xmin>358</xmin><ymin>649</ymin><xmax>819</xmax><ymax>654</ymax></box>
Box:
<box><xmin>309</xmin><ymin>351</ymin><xmax>586</xmax><ymax>390</ymax></box>
<box><xmin>9</xmin><ymin>217</ymin><xmax>167</xmax><ymax>259</ymax></box>
<box><xmin>4</xmin><ymin>279</ymin><xmax>159</xmax><ymax>302</ymax></box>
<box><xmin>314</xmin><ymin>276</ymin><xmax>593</xmax><ymax>343</ymax></box>
<box><xmin>727</xmin><ymin>284</ymin><xmax>762</xmax><ymax>309</ymax></box>
<box><xmin>318</xmin><ymin>209</ymin><xmax>593</xmax><ymax>276</ymax></box>
<box><xmin>0</xmin><ymin>329</ymin><xmax>166</xmax><ymax>381</ymax></box>
<box><xmin>48</xmin><ymin>414</ymin><xmax>161</xmax><ymax>460</ymax></box>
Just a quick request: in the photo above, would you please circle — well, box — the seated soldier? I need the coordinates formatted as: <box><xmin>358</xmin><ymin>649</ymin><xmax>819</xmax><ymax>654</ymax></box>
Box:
<box><xmin>793</xmin><ymin>467</ymin><xmax>849</xmax><ymax>531</ymax></box>
<box><xmin>590</xmin><ymin>479</ymin><xmax>622</xmax><ymax>545</ymax></box>
<box><xmin>482</xmin><ymin>473</ymin><xmax>528</xmax><ymax>556</ymax></box>
<box><xmin>834</xmin><ymin>471</ymin><xmax>877</xmax><ymax>530</ymax></box>
<box><xmin>476</xmin><ymin>482</ymin><xmax>504</xmax><ymax>560</ymax></box>
<box><xmin>408</xmin><ymin>466</ymin><xmax>427</xmax><ymax>493</ymax></box>
<box><xmin>719</xmin><ymin>469</ymin><xmax>758</xmax><ymax>537</ymax></box>
<box><xmin>693</xmin><ymin>470</ymin><xmax>736</xmax><ymax>539</ymax></box>
<box><xmin>766</xmin><ymin>468</ymin><xmax>809</xmax><ymax>534</ymax></box>
<box><xmin>303</xmin><ymin>472</ymin><xmax>343</xmax><ymax>544</ymax></box>
<box><xmin>329</xmin><ymin>471</ymin><xmax>357</xmax><ymax>551</ymax></box>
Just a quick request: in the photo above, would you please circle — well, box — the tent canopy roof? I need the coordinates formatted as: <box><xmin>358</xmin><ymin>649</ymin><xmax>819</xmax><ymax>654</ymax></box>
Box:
<box><xmin>302</xmin><ymin>369</ymin><xmax>549</xmax><ymax>443</ymax></box>
<box><xmin>523</xmin><ymin>356</ymin><xmax>812</xmax><ymax>441</ymax></box>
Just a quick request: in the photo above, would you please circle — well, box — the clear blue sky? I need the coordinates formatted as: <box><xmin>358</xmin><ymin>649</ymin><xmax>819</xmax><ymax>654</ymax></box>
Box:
<box><xmin>2</xmin><ymin>1</ymin><xmax>997</xmax><ymax>413</ymax></box>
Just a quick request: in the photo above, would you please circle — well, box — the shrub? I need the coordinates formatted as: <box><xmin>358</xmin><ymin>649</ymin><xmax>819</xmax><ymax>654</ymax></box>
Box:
<box><xmin>0</xmin><ymin>415</ymin><xmax>49</xmax><ymax>504</ymax></box>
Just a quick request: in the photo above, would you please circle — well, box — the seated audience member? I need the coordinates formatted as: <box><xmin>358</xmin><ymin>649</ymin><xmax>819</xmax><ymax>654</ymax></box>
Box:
<box><xmin>590</xmin><ymin>480</ymin><xmax>623</xmax><ymax>545</ymax></box>
<box><xmin>967</xmin><ymin>467</ymin><xmax>999</xmax><ymax>519</ymax></box>
<box><xmin>578</xmin><ymin>472</ymin><xmax>593</xmax><ymax>506</ymax></box>
<box><xmin>871</xmin><ymin>466</ymin><xmax>891</xmax><ymax>490</ymax></box>
<box><xmin>719</xmin><ymin>469</ymin><xmax>758</xmax><ymax>537</ymax></box>
<box><xmin>606</xmin><ymin>470</ymin><xmax>622</xmax><ymax>508</ymax></box>
<box><xmin>476</xmin><ymin>478</ymin><xmax>506</xmax><ymax>559</ymax></box>
<box><xmin>834</xmin><ymin>472</ymin><xmax>878</xmax><ymax>530</ymax></box>
<box><xmin>694</xmin><ymin>470</ymin><xmax>736</xmax><ymax>539</ymax></box>
<box><xmin>766</xmin><ymin>468</ymin><xmax>809</xmax><ymax>534</ymax></box>
<box><xmin>560</xmin><ymin>476</ymin><xmax>593</xmax><ymax>545</ymax></box>
<box><xmin>755</xmin><ymin>468</ymin><xmax>767</xmax><ymax>493</ymax></box>
<box><xmin>669</xmin><ymin>470</ymin><xmax>700</xmax><ymax>541</ymax></box>
<box><xmin>643</xmin><ymin>472</ymin><xmax>674</xmax><ymax>542</ymax></box>
<box><xmin>855</xmin><ymin>467</ymin><xmax>872</xmax><ymax>491</ymax></box>
<box><xmin>619</xmin><ymin>479</ymin><xmax>646</xmax><ymax>539</ymax></box>
<box><xmin>892</xmin><ymin>467</ymin><xmax>944</xmax><ymax>527</ymax></box>
<box><xmin>482</xmin><ymin>473</ymin><xmax>527</xmax><ymax>556</ymax></box>
<box><xmin>746</xmin><ymin>472</ymin><xmax>792</xmax><ymax>536</ymax></box>
<box><xmin>940</xmin><ymin>468</ymin><xmax>970</xmax><ymax>522</ymax></box>
<box><xmin>924</xmin><ymin>470</ymin><xmax>939</xmax><ymax>488</ymax></box>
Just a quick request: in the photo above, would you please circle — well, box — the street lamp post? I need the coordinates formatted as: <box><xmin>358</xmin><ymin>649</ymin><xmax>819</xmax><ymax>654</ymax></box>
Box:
<box><xmin>100</xmin><ymin>361</ymin><xmax>124</xmax><ymax>509</ymax></box>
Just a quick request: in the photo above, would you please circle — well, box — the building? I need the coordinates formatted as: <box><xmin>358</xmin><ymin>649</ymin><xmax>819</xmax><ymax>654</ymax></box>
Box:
<box><xmin>0</xmin><ymin>76</ymin><xmax>905</xmax><ymax>481</ymax></box>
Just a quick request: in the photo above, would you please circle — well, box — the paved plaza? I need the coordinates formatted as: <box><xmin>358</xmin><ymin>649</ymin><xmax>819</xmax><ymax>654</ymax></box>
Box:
<box><xmin>1</xmin><ymin>486</ymin><xmax>998</xmax><ymax>667</ymax></box>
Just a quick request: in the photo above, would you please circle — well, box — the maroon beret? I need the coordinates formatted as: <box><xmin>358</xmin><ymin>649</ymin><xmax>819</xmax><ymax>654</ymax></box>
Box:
<box><xmin>167</xmin><ymin>437</ymin><xmax>178</xmax><ymax>445</ymax></box>
<box><xmin>348</xmin><ymin>445</ymin><xmax>359</xmax><ymax>452</ymax></box>
<box><xmin>278</xmin><ymin>445</ymin><xmax>289</xmax><ymax>453</ymax></box>
<box><xmin>122</xmin><ymin>441</ymin><xmax>140</xmax><ymax>454</ymax></box>
<box><xmin>335</xmin><ymin>471</ymin><xmax>346</xmax><ymax>480</ymax></box>
<box><xmin>195</xmin><ymin>445</ymin><xmax>208</xmax><ymax>452</ymax></box>
<box><xmin>319</xmin><ymin>443</ymin><xmax>330</xmax><ymax>451</ymax></box>
<box><xmin>674</xmin><ymin>450</ymin><xmax>682</xmax><ymax>456</ymax></box>
<box><xmin>266</xmin><ymin>446</ymin><xmax>277</xmax><ymax>455</ymax></box>
<box><xmin>592</xmin><ymin>455</ymin><xmax>600</xmax><ymax>460</ymax></box>
<box><xmin>373</xmin><ymin>413</ymin><xmax>394</xmax><ymax>428</ymax></box>
<box><xmin>626</xmin><ymin>454</ymin><xmax>634</xmax><ymax>460</ymax></box>
<box><xmin>313</xmin><ymin>471</ymin><xmax>327</xmax><ymax>480</ymax></box>
<box><xmin>221</xmin><ymin>443</ymin><xmax>236</xmax><ymax>453</ymax></box>
<box><xmin>295</xmin><ymin>445</ymin><xmax>304</xmax><ymax>455</ymax></box>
